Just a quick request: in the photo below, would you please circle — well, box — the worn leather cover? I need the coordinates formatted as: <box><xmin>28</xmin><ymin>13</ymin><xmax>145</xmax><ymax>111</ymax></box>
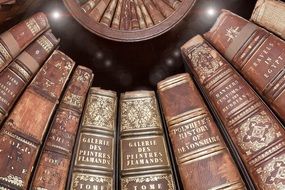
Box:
<box><xmin>157</xmin><ymin>73</ymin><xmax>245</xmax><ymax>190</ymax></box>
<box><xmin>181</xmin><ymin>35</ymin><xmax>285</xmax><ymax>190</ymax></box>
<box><xmin>0</xmin><ymin>50</ymin><xmax>75</xmax><ymax>189</ymax></box>
<box><xmin>69</xmin><ymin>87</ymin><xmax>117</xmax><ymax>190</ymax></box>
<box><xmin>0</xmin><ymin>30</ymin><xmax>59</xmax><ymax>125</ymax></box>
<box><xmin>0</xmin><ymin>12</ymin><xmax>50</xmax><ymax>72</ymax></box>
<box><xmin>204</xmin><ymin>10</ymin><xmax>285</xmax><ymax>124</ymax></box>
<box><xmin>31</xmin><ymin>66</ymin><xmax>93</xmax><ymax>190</ymax></box>
<box><xmin>119</xmin><ymin>91</ymin><xmax>175</xmax><ymax>190</ymax></box>
<box><xmin>251</xmin><ymin>0</ymin><xmax>285</xmax><ymax>40</ymax></box>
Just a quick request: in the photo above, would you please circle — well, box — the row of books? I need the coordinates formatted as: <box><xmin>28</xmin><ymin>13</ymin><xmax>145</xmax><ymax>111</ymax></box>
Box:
<box><xmin>0</xmin><ymin>0</ymin><xmax>284</xmax><ymax>190</ymax></box>
<box><xmin>77</xmin><ymin>0</ymin><xmax>181</xmax><ymax>30</ymax></box>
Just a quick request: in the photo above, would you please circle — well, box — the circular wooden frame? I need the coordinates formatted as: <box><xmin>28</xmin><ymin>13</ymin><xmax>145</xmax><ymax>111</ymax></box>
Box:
<box><xmin>63</xmin><ymin>0</ymin><xmax>196</xmax><ymax>42</ymax></box>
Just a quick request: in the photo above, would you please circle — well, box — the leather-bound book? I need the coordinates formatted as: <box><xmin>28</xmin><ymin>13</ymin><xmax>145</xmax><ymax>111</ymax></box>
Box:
<box><xmin>130</xmin><ymin>0</ymin><xmax>139</xmax><ymax>30</ymax></box>
<box><xmin>111</xmin><ymin>0</ymin><xmax>123</xmax><ymax>29</ymax></box>
<box><xmin>134</xmin><ymin>0</ymin><xmax>146</xmax><ymax>29</ymax></box>
<box><xmin>0</xmin><ymin>12</ymin><xmax>49</xmax><ymax>72</ymax></box>
<box><xmin>204</xmin><ymin>10</ymin><xmax>285</xmax><ymax>124</ymax></box>
<box><xmin>153</xmin><ymin>0</ymin><xmax>174</xmax><ymax>18</ymax></box>
<box><xmin>69</xmin><ymin>87</ymin><xmax>117</xmax><ymax>190</ymax></box>
<box><xmin>163</xmin><ymin>0</ymin><xmax>181</xmax><ymax>9</ymax></box>
<box><xmin>31</xmin><ymin>66</ymin><xmax>93</xmax><ymax>190</ymax></box>
<box><xmin>0</xmin><ymin>50</ymin><xmax>75</xmax><ymax>190</ymax></box>
<box><xmin>181</xmin><ymin>34</ymin><xmax>285</xmax><ymax>190</ymax></box>
<box><xmin>119</xmin><ymin>91</ymin><xmax>176</xmax><ymax>190</ymax></box>
<box><xmin>81</xmin><ymin>0</ymin><xmax>101</xmax><ymax>13</ymax></box>
<box><xmin>157</xmin><ymin>73</ymin><xmax>245</xmax><ymax>190</ymax></box>
<box><xmin>137</xmin><ymin>0</ymin><xmax>153</xmax><ymax>27</ymax></box>
<box><xmin>120</xmin><ymin>0</ymin><xmax>131</xmax><ymax>30</ymax></box>
<box><xmin>143</xmin><ymin>0</ymin><xmax>165</xmax><ymax>24</ymax></box>
<box><xmin>251</xmin><ymin>0</ymin><xmax>285</xmax><ymax>39</ymax></box>
<box><xmin>0</xmin><ymin>31</ymin><xmax>59</xmax><ymax>125</ymax></box>
<box><xmin>89</xmin><ymin>0</ymin><xmax>111</xmax><ymax>22</ymax></box>
<box><xmin>100</xmin><ymin>0</ymin><xmax>118</xmax><ymax>27</ymax></box>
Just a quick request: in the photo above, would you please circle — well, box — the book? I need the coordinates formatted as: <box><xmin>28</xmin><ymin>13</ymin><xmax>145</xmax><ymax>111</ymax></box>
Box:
<box><xmin>31</xmin><ymin>66</ymin><xmax>93</xmax><ymax>190</ymax></box>
<box><xmin>69</xmin><ymin>87</ymin><xmax>117</xmax><ymax>190</ymax></box>
<box><xmin>120</xmin><ymin>0</ymin><xmax>131</xmax><ymax>30</ymax></box>
<box><xmin>143</xmin><ymin>0</ymin><xmax>165</xmax><ymax>25</ymax></box>
<box><xmin>0</xmin><ymin>12</ymin><xmax>50</xmax><ymax>72</ymax></box>
<box><xmin>111</xmin><ymin>0</ymin><xmax>123</xmax><ymax>29</ymax></box>
<box><xmin>181</xmin><ymin>34</ymin><xmax>285</xmax><ymax>190</ymax></box>
<box><xmin>100</xmin><ymin>0</ymin><xmax>118</xmax><ymax>27</ymax></box>
<box><xmin>119</xmin><ymin>91</ymin><xmax>175</xmax><ymax>189</ymax></box>
<box><xmin>204</xmin><ymin>10</ymin><xmax>285</xmax><ymax>124</ymax></box>
<box><xmin>0</xmin><ymin>50</ymin><xmax>75</xmax><ymax>189</ymax></box>
<box><xmin>133</xmin><ymin>0</ymin><xmax>146</xmax><ymax>29</ymax></box>
<box><xmin>153</xmin><ymin>0</ymin><xmax>174</xmax><ymax>18</ymax></box>
<box><xmin>157</xmin><ymin>73</ymin><xmax>245</xmax><ymax>190</ymax></box>
<box><xmin>251</xmin><ymin>0</ymin><xmax>285</xmax><ymax>39</ymax></box>
<box><xmin>162</xmin><ymin>0</ymin><xmax>181</xmax><ymax>9</ymax></box>
<box><xmin>130</xmin><ymin>0</ymin><xmax>140</xmax><ymax>30</ymax></box>
<box><xmin>0</xmin><ymin>30</ymin><xmax>59</xmax><ymax>125</ymax></box>
<box><xmin>137</xmin><ymin>0</ymin><xmax>153</xmax><ymax>27</ymax></box>
<box><xmin>81</xmin><ymin>0</ymin><xmax>101</xmax><ymax>13</ymax></box>
<box><xmin>89</xmin><ymin>0</ymin><xmax>111</xmax><ymax>22</ymax></box>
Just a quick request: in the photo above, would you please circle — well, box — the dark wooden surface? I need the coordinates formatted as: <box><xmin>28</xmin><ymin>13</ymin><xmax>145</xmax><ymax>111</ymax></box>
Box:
<box><xmin>0</xmin><ymin>0</ymin><xmax>257</xmax><ymax>93</ymax></box>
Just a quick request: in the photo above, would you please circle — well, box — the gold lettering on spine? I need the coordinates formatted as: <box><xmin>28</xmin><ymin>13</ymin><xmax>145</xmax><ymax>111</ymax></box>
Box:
<box><xmin>12</xmin><ymin>63</ymin><xmax>31</xmax><ymax>81</ymax></box>
<box><xmin>36</xmin><ymin>35</ymin><xmax>54</xmax><ymax>53</ymax></box>
<box><xmin>71</xmin><ymin>173</ymin><xmax>112</xmax><ymax>190</ymax></box>
<box><xmin>26</xmin><ymin>18</ymin><xmax>41</xmax><ymax>36</ymax></box>
<box><xmin>0</xmin><ymin>43</ymin><xmax>12</xmax><ymax>62</ymax></box>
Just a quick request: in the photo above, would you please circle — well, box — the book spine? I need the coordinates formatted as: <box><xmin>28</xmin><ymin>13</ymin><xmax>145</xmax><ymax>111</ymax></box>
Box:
<box><xmin>162</xmin><ymin>0</ymin><xmax>181</xmax><ymax>9</ymax></box>
<box><xmin>204</xmin><ymin>10</ymin><xmax>285</xmax><ymax>124</ymax></box>
<box><xmin>120</xmin><ymin>0</ymin><xmax>131</xmax><ymax>30</ymax></box>
<box><xmin>251</xmin><ymin>0</ymin><xmax>285</xmax><ymax>40</ymax></box>
<box><xmin>0</xmin><ymin>31</ymin><xmax>59</xmax><ymax>125</ymax></box>
<box><xmin>31</xmin><ymin>66</ymin><xmax>93</xmax><ymax>190</ymax></box>
<box><xmin>69</xmin><ymin>88</ymin><xmax>117</xmax><ymax>190</ymax></box>
<box><xmin>0</xmin><ymin>12</ymin><xmax>50</xmax><ymax>72</ymax></box>
<box><xmin>157</xmin><ymin>73</ymin><xmax>245</xmax><ymax>190</ymax></box>
<box><xmin>137</xmin><ymin>0</ymin><xmax>153</xmax><ymax>27</ymax></box>
<box><xmin>130</xmin><ymin>0</ymin><xmax>140</xmax><ymax>30</ymax></box>
<box><xmin>153</xmin><ymin>0</ymin><xmax>174</xmax><ymax>18</ymax></box>
<box><xmin>134</xmin><ymin>0</ymin><xmax>146</xmax><ymax>29</ymax></box>
<box><xmin>100</xmin><ymin>0</ymin><xmax>118</xmax><ymax>27</ymax></box>
<box><xmin>181</xmin><ymin>34</ymin><xmax>285</xmax><ymax>190</ymax></box>
<box><xmin>89</xmin><ymin>0</ymin><xmax>111</xmax><ymax>22</ymax></box>
<box><xmin>143</xmin><ymin>0</ymin><xmax>165</xmax><ymax>25</ymax></box>
<box><xmin>119</xmin><ymin>91</ymin><xmax>176</xmax><ymax>189</ymax></box>
<box><xmin>111</xmin><ymin>0</ymin><xmax>123</xmax><ymax>29</ymax></box>
<box><xmin>0</xmin><ymin>50</ymin><xmax>75</xmax><ymax>190</ymax></box>
<box><xmin>81</xmin><ymin>0</ymin><xmax>100</xmax><ymax>13</ymax></box>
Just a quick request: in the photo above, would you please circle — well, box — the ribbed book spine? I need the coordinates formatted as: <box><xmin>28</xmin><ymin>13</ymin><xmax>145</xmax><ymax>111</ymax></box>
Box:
<box><xmin>0</xmin><ymin>50</ymin><xmax>75</xmax><ymax>189</ymax></box>
<box><xmin>204</xmin><ymin>10</ymin><xmax>285</xmax><ymax>123</ymax></box>
<box><xmin>0</xmin><ymin>31</ymin><xmax>59</xmax><ymax>125</ymax></box>
<box><xmin>181</xmin><ymin>35</ymin><xmax>285</xmax><ymax>190</ymax></box>
<box><xmin>69</xmin><ymin>87</ymin><xmax>117</xmax><ymax>190</ymax></box>
<box><xmin>157</xmin><ymin>73</ymin><xmax>245</xmax><ymax>190</ymax></box>
<box><xmin>31</xmin><ymin>66</ymin><xmax>93</xmax><ymax>190</ymax></box>
<box><xmin>119</xmin><ymin>91</ymin><xmax>175</xmax><ymax>189</ymax></box>
<box><xmin>251</xmin><ymin>0</ymin><xmax>285</xmax><ymax>40</ymax></box>
<box><xmin>0</xmin><ymin>12</ymin><xmax>50</xmax><ymax>72</ymax></box>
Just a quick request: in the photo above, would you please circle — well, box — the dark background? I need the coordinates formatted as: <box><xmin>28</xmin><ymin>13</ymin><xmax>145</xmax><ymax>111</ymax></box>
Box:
<box><xmin>0</xmin><ymin>0</ymin><xmax>257</xmax><ymax>93</ymax></box>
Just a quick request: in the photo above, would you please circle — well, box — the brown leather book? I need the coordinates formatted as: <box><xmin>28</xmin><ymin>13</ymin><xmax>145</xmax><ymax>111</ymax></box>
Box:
<box><xmin>69</xmin><ymin>87</ymin><xmax>117</xmax><ymax>190</ymax></box>
<box><xmin>153</xmin><ymin>0</ymin><xmax>174</xmax><ymax>18</ymax></box>
<box><xmin>0</xmin><ymin>12</ymin><xmax>50</xmax><ymax>72</ymax></box>
<box><xmin>31</xmin><ymin>66</ymin><xmax>93</xmax><ymax>190</ymax></box>
<box><xmin>119</xmin><ymin>91</ymin><xmax>176</xmax><ymax>189</ymax></box>
<box><xmin>100</xmin><ymin>0</ymin><xmax>118</xmax><ymax>27</ymax></box>
<box><xmin>0</xmin><ymin>50</ymin><xmax>75</xmax><ymax>190</ymax></box>
<box><xmin>120</xmin><ymin>0</ymin><xmax>131</xmax><ymax>30</ymax></box>
<box><xmin>181</xmin><ymin>34</ymin><xmax>285</xmax><ymax>190</ymax></box>
<box><xmin>81</xmin><ymin>0</ymin><xmax>101</xmax><ymax>13</ymax></box>
<box><xmin>143</xmin><ymin>0</ymin><xmax>165</xmax><ymax>25</ymax></box>
<box><xmin>134</xmin><ymin>0</ymin><xmax>146</xmax><ymax>29</ymax></box>
<box><xmin>0</xmin><ymin>31</ymin><xmax>59</xmax><ymax>125</ymax></box>
<box><xmin>111</xmin><ymin>0</ymin><xmax>123</xmax><ymax>29</ymax></box>
<box><xmin>137</xmin><ymin>0</ymin><xmax>153</xmax><ymax>27</ymax></box>
<box><xmin>204</xmin><ymin>10</ymin><xmax>285</xmax><ymax>124</ymax></box>
<box><xmin>130</xmin><ymin>0</ymin><xmax>140</xmax><ymax>30</ymax></box>
<box><xmin>89</xmin><ymin>0</ymin><xmax>111</xmax><ymax>22</ymax></box>
<box><xmin>251</xmin><ymin>0</ymin><xmax>285</xmax><ymax>40</ymax></box>
<box><xmin>162</xmin><ymin>0</ymin><xmax>181</xmax><ymax>9</ymax></box>
<box><xmin>157</xmin><ymin>73</ymin><xmax>245</xmax><ymax>190</ymax></box>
